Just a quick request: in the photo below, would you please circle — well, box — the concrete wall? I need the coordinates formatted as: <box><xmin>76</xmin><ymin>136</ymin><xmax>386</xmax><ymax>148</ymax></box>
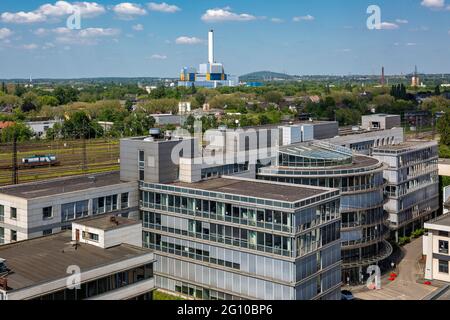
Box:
<box><xmin>120</xmin><ymin>138</ymin><xmax>188</xmax><ymax>184</ymax></box>
<box><xmin>312</xmin><ymin>122</ymin><xmax>339</xmax><ymax>140</ymax></box>
<box><xmin>72</xmin><ymin>222</ymin><xmax>142</xmax><ymax>249</ymax></box>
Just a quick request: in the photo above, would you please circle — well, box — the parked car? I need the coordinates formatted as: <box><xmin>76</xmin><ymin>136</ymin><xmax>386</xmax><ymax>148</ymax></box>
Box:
<box><xmin>341</xmin><ymin>290</ymin><xmax>355</xmax><ymax>300</ymax></box>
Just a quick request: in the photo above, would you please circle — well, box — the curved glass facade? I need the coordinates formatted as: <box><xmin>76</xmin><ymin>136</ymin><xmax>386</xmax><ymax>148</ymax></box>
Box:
<box><xmin>257</xmin><ymin>143</ymin><xmax>391</xmax><ymax>283</ymax></box>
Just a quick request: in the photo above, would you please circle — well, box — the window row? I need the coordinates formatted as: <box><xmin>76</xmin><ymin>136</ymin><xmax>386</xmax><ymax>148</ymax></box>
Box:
<box><xmin>141</xmin><ymin>191</ymin><xmax>294</xmax><ymax>232</ymax></box>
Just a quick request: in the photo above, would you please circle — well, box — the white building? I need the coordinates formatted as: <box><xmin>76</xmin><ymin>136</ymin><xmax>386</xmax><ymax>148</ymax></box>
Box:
<box><xmin>423</xmin><ymin>216</ymin><xmax>450</xmax><ymax>283</ymax></box>
<box><xmin>0</xmin><ymin>172</ymin><xmax>138</xmax><ymax>245</ymax></box>
<box><xmin>26</xmin><ymin>120</ymin><xmax>61</xmax><ymax>139</ymax></box>
<box><xmin>0</xmin><ymin>215</ymin><xmax>155</xmax><ymax>300</ymax></box>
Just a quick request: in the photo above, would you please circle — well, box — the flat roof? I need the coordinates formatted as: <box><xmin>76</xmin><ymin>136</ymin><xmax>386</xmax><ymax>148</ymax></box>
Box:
<box><xmin>0</xmin><ymin>231</ymin><xmax>151</xmax><ymax>292</ymax></box>
<box><xmin>170</xmin><ymin>177</ymin><xmax>329</xmax><ymax>203</ymax></box>
<box><xmin>0</xmin><ymin>171</ymin><xmax>125</xmax><ymax>199</ymax></box>
<box><xmin>75</xmin><ymin>215</ymin><xmax>140</xmax><ymax>231</ymax></box>
<box><xmin>373</xmin><ymin>141</ymin><xmax>437</xmax><ymax>152</ymax></box>
<box><xmin>426</xmin><ymin>215</ymin><xmax>450</xmax><ymax>229</ymax></box>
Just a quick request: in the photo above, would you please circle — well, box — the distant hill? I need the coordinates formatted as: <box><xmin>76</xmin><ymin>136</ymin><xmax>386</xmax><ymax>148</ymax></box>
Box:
<box><xmin>239</xmin><ymin>71</ymin><xmax>296</xmax><ymax>82</ymax></box>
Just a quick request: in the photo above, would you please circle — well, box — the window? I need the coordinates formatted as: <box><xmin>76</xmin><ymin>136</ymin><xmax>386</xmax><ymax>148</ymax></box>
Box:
<box><xmin>139</xmin><ymin>170</ymin><xmax>145</xmax><ymax>181</ymax></box>
<box><xmin>93</xmin><ymin>195</ymin><xmax>118</xmax><ymax>215</ymax></box>
<box><xmin>439</xmin><ymin>260</ymin><xmax>449</xmax><ymax>274</ymax></box>
<box><xmin>83</xmin><ymin>231</ymin><xmax>99</xmax><ymax>242</ymax></box>
<box><xmin>439</xmin><ymin>241</ymin><xmax>449</xmax><ymax>255</ymax></box>
<box><xmin>62</xmin><ymin>201</ymin><xmax>89</xmax><ymax>222</ymax></box>
<box><xmin>0</xmin><ymin>227</ymin><xmax>4</xmax><ymax>244</ymax></box>
<box><xmin>121</xmin><ymin>193</ymin><xmax>129</xmax><ymax>209</ymax></box>
<box><xmin>10</xmin><ymin>207</ymin><xmax>17</xmax><ymax>220</ymax></box>
<box><xmin>42</xmin><ymin>207</ymin><xmax>53</xmax><ymax>220</ymax></box>
<box><xmin>439</xmin><ymin>231</ymin><xmax>450</xmax><ymax>238</ymax></box>
<box><xmin>11</xmin><ymin>230</ymin><xmax>17</xmax><ymax>242</ymax></box>
<box><xmin>43</xmin><ymin>229</ymin><xmax>53</xmax><ymax>236</ymax></box>
<box><xmin>0</xmin><ymin>205</ymin><xmax>4</xmax><ymax>222</ymax></box>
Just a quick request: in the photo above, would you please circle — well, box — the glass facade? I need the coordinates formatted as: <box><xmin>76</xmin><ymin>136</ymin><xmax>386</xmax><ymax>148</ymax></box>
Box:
<box><xmin>372</xmin><ymin>143</ymin><xmax>439</xmax><ymax>232</ymax></box>
<box><xmin>140</xmin><ymin>184</ymin><xmax>342</xmax><ymax>300</ymax></box>
<box><xmin>31</xmin><ymin>264</ymin><xmax>154</xmax><ymax>300</ymax></box>
<box><xmin>258</xmin><ymin>144</ymin><xmax>391</xmax><ymax>284</ymax></box>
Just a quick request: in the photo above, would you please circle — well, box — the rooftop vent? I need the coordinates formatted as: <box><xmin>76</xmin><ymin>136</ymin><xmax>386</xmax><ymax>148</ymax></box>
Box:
<box><xmin>110</xmin><ymin>216</ymin><xmax>120</xmax><ymax>226</ymax></box>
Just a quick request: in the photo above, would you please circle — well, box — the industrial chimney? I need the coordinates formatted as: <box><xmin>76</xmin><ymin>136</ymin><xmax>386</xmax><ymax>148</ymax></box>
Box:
<box><xmin>208</xmin><ymin>29</ymin><xmax>214</xmax><ymax>64</ymax></box>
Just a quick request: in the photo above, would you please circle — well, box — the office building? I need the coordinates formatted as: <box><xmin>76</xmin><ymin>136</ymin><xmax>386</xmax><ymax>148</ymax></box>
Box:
<box><xmin>0</xmin><ymin>215</ymin><xmax>155</xmax><ymax>300</ymax></box>
<box><xmin>0</xmin><ymin>172</ymin><xmax>138</xmax><ymax>245</ymax></box>
<box><xmin>372</xmin><ymin>141</ymin><xmax>440</xmax><ymax>241</ymax></box>
<box><xmin>120</xmin><ymin>136</ymin><xmax>342</xmax><ymax>300</ymax></box>
<box><xmin>257</xmin><ymin>141</ymin><xmax>391</xmax><ymax>283</ymax></box>
<box><xmin>423</xmin><ymin>216</ymin><xmax>450</xmax><ymax>283</ymax></box>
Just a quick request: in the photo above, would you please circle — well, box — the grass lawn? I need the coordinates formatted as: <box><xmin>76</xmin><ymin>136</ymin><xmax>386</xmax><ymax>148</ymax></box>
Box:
<box><xmin>153</xmin><ymin>290</ymin><xmax>185</xmax><ymax>301</ymax></box>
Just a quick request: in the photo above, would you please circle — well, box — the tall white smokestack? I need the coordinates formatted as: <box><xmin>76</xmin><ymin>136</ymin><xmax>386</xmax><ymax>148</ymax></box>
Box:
<box><xmin>208</xmin><ymin>29</ymin><xmax>214</xmax><ymax>64</ymax></box>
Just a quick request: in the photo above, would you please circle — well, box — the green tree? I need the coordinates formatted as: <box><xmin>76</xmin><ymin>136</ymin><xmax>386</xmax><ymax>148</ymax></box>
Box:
<box><xmin>1</xmin><ymin>122</ymin><xmax>33</xmax><ymax>143</ymax></box>
<box><xmin>54</xmin><ymin>86</ymin><xmax>79</xmax><ymax>105</ymax></box>
<box><xmin>263</xmin><ymin>91</ymin><xmax>283</xmax><ymax>105</ymax></box>
<box><xmin>123</xmin><ymin>112</ymin><xmax>156</xmax><ymax>137</ymax></box>
<box><xmin>61</xmin><ymin>111</ymin><xmax>103</xmax><ymax>139</ymax></box>
<box><xmin>21</xmin><ymin>92</ymin><xmax>39</xmax><ymax>112</ymax></box>
<box><xmin>437</xmin><ymin>112</ymin><xmax>450</xmax><ymax>146</ymax></box>
<box><xmin>435</xmin><ymin>85</ymin><xmax>441</xmax><ymax>96</ymax></box>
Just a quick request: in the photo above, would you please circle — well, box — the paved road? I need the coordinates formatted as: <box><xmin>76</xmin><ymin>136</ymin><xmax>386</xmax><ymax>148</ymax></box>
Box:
<box><xmin>355</xmin><ymin>238</ymin><xmax>438</xmax><ymax>300</ymax></box>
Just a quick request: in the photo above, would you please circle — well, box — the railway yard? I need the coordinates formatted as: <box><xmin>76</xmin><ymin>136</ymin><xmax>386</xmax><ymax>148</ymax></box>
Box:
<box><xmin>0</xmin><ymin>138</ymin><xmax>120</xmax><ymax>186</ymax></box>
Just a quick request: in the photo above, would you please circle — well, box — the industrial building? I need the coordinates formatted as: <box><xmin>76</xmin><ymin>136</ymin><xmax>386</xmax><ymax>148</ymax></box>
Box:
<box><xmin>257</xmin><ymin>141</ymin><xmax>391</xmax><ymax>284</ymax></box>
<box><xmin>178</xmin><ymin>30</ymin><xmax>238</xmax><ymax>88</ymax></box>
<box><xmin>372</xmin><ymin>141</ymin><xmax>440</xmax><ymax>241</ymax></box>
<box><xmin>361</xmin><ymin>114</ymin><xmax>401</xmax><ymax>131</ymax></box>
<box><xmin>0</xmin><ymin>172</ymin><xmax>138</xmax><ymax>245</ymax></box>
<box><xmin>0</xmin><ymin>215</ymin><xmax>155</xmax><ymax>300</ymax></box>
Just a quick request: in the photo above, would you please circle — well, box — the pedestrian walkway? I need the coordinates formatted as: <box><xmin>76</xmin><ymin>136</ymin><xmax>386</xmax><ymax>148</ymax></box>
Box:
<box><xmin>354</xmin><ymin>238</ymin><xmax>438</xmax><ymax>300</ymax></box>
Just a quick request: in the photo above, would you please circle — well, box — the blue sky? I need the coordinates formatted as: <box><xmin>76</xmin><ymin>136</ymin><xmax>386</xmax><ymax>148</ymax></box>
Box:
<box><xmin>0</xmin><ymin>0</ymin><xmax>449</xmax><ymax>78</ymax></box>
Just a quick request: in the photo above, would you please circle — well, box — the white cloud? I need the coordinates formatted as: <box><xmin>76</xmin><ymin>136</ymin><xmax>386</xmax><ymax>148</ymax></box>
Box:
<box><xmin>1</xmin><ymin>11</ymin><xmax>46</xmax><ymax>24</ymax></box>
<box><xmin>406</xmin><ymin>42</ymin><xmax>417</xmax><ymax>46</ymax></box>
<box><xmin>38</xmin><ymin>1</ymin><xmax>106</xmax><ymax>18</ymax></box>
<box><xmin>395</xmin><ymin>19</ymin><xmax>409</xmax><ymax>24</ymax></box>
<box><xmin>54</xmin><ymin>27</ymin><xmax>120</xmax><ymax>45</ymax></box>
<box><xmin>175</xmin><ymin>36</ymin><xmax>203</xmax><ymax>45</ymax></box>
<box><xmin>421</xmin><ymin>0</ymin><xmax>445</xmax><ymax>8</ymax></box>
<box><xmin>0</xmin><ymin>28</ymin><xmax>13</xmax><ymax>40</ymax></box>
<box><xmin>132</xmin><ymin>24</ymin><xmax>144</xmax><ymax>31</ymax></box>
<box><xmin>150</xmin><ymin>54</ymin><xmax>167</xmax><ymax>59</ymax></box>
<box><xmin>0</xmin><ymin>2</ymin><xmax>105</xmax><ymax>24</ymax></box>
<box><xmin>379</xmin><ymin>22</ymin><xmax>399</xmax><ymax>30</ymax></box>
<box><xmin>148</xmin><ymin>2</ymin><xmax>181</xmax><ymax>13</ymax></box>
<box><xmin>201</xmin><ymin>8</ymin><xmax>256</xmax><ymax>22</ymax></box>
<box><xmin>271</xmin><ymin>18</ymin><xmax>284</xmax><ymax>23</ymax></box>
<box><xmin>22</xmin><ymin>43</ymin><xmax>39</xmax><ymax>50</ymax></box>
<box><xmin>113</xmin><ymin>3</ymin><xmax>147</xmax><ymax>19</ymax></box>
<box><xmin>42</xmin><ymin>42</ymin><xmax>55</xmax><ymax>49</ymax></box>
<box><xmin>293</xmin><ymin>15</ymin><xmax>315</xmax><ymax>22</ymax></box>
<box><xmin>34</xmin><ymin>28</ymin><xmax>49</xmax><ymax>36</ymax></box>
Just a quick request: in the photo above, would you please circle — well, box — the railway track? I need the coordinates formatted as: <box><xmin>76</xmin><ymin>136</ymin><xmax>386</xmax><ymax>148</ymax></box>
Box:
<box><xmin>0</xmin><ymin>138</ymin><xmax>120</xmax><ymax>186</ymax></box>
